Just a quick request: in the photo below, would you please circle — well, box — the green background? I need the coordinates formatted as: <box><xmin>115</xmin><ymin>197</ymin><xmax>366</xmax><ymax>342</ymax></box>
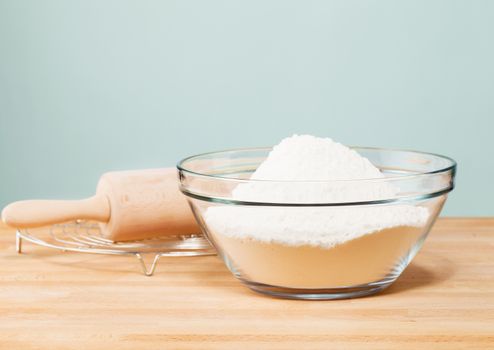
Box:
<box><xmin>1</xmin><ymin>1</ymin><xmax>492</xmax><ymax>216</ymax></box>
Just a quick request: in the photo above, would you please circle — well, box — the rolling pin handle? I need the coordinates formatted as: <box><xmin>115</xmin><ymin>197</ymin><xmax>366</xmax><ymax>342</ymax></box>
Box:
<box><xmin>1</xmin><ymin>195</ymin><xmax>111</xmax><ymax>229</ymax></box>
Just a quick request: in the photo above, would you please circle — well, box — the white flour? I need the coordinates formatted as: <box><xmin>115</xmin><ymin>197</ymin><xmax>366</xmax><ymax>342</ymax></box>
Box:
<box><xmin>205</xmin><ymin>135</ymin><xmax>429</xmax><ymax>248</ymax></box>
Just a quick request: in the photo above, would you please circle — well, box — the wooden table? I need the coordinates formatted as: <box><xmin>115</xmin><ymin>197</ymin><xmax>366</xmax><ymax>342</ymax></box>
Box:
<box><xmin>0</xmin><ymin>218</ymin><xmax>492</xmax><ymax>349</ymax></box>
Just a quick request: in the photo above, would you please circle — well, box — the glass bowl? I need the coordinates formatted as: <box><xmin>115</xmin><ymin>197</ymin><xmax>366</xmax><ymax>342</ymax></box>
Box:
<box><xmin>177</xmin><ymin>147</ymin><xmax>456</xmax><ymax>300</ymax></box>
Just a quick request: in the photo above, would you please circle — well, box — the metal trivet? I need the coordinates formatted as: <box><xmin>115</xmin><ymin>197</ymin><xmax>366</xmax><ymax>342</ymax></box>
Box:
<box><xmin>16</xmin><ymin>221</ymin><xmax>216</xmax><ymax>276</ymax></box>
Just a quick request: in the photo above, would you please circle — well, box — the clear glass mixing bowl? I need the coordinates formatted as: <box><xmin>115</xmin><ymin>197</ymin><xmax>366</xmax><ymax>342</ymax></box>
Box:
<box><xmin>177</xmin><ymin>147</ymin><xmax>456</xmax><ymax>300</ymax></box>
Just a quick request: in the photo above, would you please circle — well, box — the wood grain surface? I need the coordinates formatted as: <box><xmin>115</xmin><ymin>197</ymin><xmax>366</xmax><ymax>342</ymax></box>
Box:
<box><xmin>0</xmin><ymin>218</ymin><xmax>493</xmax><ymax>349</ymax></box>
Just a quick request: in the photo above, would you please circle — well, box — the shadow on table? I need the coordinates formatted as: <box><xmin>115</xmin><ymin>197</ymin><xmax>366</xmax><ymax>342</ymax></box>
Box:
<box><xmin>381</xmin><ymin>257</ymin><xmax>455</xmax><ymax>296</ymax></box>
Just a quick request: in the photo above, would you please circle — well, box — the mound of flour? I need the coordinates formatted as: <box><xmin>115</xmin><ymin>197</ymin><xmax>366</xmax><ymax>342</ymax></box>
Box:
<box><xmin>205</xmin><ymin>135</ymin><xmax>429</xmax><ymax>247</ymax></box>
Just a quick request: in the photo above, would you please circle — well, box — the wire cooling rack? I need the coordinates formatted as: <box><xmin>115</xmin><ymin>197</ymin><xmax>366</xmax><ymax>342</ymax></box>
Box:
<box><xmin>16</xmin><ymin>221</ymin><xmax>216</xmax><ymax>276</ymax></box>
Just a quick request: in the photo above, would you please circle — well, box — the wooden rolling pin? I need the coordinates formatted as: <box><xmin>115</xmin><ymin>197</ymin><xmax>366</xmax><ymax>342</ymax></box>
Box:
<box><xmin>1</xmin><ymin>168</ymin><xmax>200</xmax><ymax>242</ymax></box>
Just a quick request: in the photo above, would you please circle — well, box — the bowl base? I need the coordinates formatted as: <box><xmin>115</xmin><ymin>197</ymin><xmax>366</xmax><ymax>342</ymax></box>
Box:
<box><xmin>241</xmin><ymin>278</ymin><xmax>396</xmax><ymax>300</ymax></box>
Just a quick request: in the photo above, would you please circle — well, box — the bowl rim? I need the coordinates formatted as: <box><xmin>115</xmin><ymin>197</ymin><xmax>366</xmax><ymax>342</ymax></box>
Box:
<box><xmin>177</xmin><ymin>146</ymin><xmax>457</xmax><ymax>184</ymax></box>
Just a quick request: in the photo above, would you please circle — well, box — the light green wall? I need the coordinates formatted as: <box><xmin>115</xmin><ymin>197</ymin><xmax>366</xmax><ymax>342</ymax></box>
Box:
<box><xmin>0</xmin><ymin>1</ymin><xmax>493</xmax><ymax>216</ymax></box>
